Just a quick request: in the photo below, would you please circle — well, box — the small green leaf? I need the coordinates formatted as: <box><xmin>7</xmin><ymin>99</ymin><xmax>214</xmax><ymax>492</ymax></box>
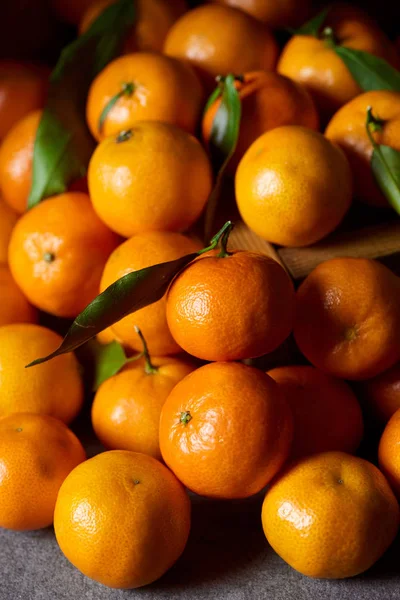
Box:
<box><xmin>366</xmin><ymin>107</ymin><xmax>400</xmax><ymax>214</ymax></box>
<box><xmin>92</xmin><ymin>340</ymin><xmax>129</xmax><ymax>390</ymax></box>
<box><xmin>292</xmin><ymin>6</ymin><xmax>330</xmax><ymax>37</ymax></box>
<box><xmin>204</xmin><ymin>74</ymin><xmax>241</xmax><ymax>240</ymax></box>
<box><xmin>334</xmin><ymin>46</ymin><xmax>400</xmax><ymax>93</ymax></box>
<box><xmin>28</xmin><ymin>0</ymin><xmax>136</xmax><ymax>209</ymax></box>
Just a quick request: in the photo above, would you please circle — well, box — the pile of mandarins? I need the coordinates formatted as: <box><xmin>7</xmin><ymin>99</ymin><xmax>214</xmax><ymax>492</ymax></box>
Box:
<box><xmin>2</xmin><ymin>0</ymin><xmax>400</xmax><ymax>591</ymax></box>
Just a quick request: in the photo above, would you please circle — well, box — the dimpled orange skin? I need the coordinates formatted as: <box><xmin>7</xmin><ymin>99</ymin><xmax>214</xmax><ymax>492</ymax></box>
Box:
<box><xmin>164</xmin><ymin>4</ymin><xmax>279</xmax><ymax>91</ymax></box>
<box><xmin>88</xmin><ymin>121</ymin><xmax>213</xmax><ymax>238</ymax></box>
<box><xmin>211</xmin><ymin>0</ymin><xmax>311</xmax><ymax>29</ymax></box>
<box><xmin>160</xmin><ymin>362</ymin><xmax>293</xmax><ymax>499</ymax></box>
<box><xmin>326</xmin><ymin>90</ymin><xmax>400</xmax><ymax>207</ymax></box>
<box><xmin>92</xmin><ymin>355</ymin><xmax>195</xmax><ymax>460</ymax></box>
<box><xmin>166</xmin><ymin>250</ymin><xmax>295</xmax><ymax>362</ymax></box>
<box><xmin>268</xmin><ymin>366</ymin><xmax>363</xmax><ymax>459</ymax></box>
<box><xmin>262</xmin><ymin>451</ymin><xmax>400</xmax><ymax>579</ymax></box>
<box><xmin>0</xmin><ymin>324</ymin><xmax>83</xmax><ymax>423</ymax></box>
<box><xmin>86</xmin><ymin>52</ymin><xmax>203</xmax><ymax>142</ymax></box>
<box><xmin>0</xmin><ymin>413</ymin><xmax>86</xmax><ymax>531</ymax></box>
<box><xmin>379</xmin><ymin>409</ymin><xmax>400</xmax><ymax>498</ymax></box>
<box><xmin>294</xmin><ymin>258</ymin><xmax>400</xmax><ymax>381</ymax></box>
<box><xmin>54</xmin><ymin>450</ymin><xmax>191</xmax><ymax>589</ymax></box>
<box><xmin>0</xmin><ymin>196</ymin><xmax>18</xmax><ymax>263</ymax></box>
<box><xmin>202</xmin><ymin>71</ymin><xmax>319</xmax><ymax>173</ymax></box>
<box><xmin>360</xmin><ymin>363</ymin><xmax>400</xmax><ymax>423</ymax></box>
<box><xmin>0</xmin><ymin>265</ymin><xmax>38</xmax><ymax>326</ymax></box>
<box><xmin>80</xmin><ymin>0</ymin><xmax>187</xmax><ymax>53</ymax></box>
<box><xmin>235</xmin><ymin>126</ymin><xmax>353</xmax><ymax>248</ymax></box>
<box><xmin>0</xmin><ymin>61</ymin><xmax>48</xmax><ymax>140</ymax></box>
<box><xmin>100</xmin><ymin>231</ymin><xmax>202</xmax><ymax>355</ymax></box>
<box><xmin>0</xmin><ymin>109</ymin><xmax>41</xmax><ymax>214</ymax></box>
<box><xmin>8</xmin><ymin>192</ymin><xmax>119</xmax><ymax>318</ymax></box>
<box><xmin>277</xmin><ymin>4</ymin><xmax>400</xmax><ymax>124</ymax></box>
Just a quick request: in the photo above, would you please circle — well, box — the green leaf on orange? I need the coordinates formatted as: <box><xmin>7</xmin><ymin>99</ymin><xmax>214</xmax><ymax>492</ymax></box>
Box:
<box><xmin>27</xmin><ymin>0</ymin><xmax>136</xmax><ymax>209</ymax></box>
<box><xmin>334</xmin><ymin>47</ymin><xmax>400</xmax><ymax>93</ymax></box>
<box><xmin>292</xmin><ymin>6</ymin><xmax>330</xmax><ymax>37</ymax></box>
<box><xmin>92</xmin><ymin>340</ymin><xmax>130</xmax><ymax>390</ymax></box>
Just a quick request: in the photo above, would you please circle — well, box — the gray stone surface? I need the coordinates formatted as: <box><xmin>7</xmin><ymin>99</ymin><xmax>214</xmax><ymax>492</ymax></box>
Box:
<box><xmin>1</xmin><ymin>416</ymin><xmax>400</xmax><ymax>600</ymax></box>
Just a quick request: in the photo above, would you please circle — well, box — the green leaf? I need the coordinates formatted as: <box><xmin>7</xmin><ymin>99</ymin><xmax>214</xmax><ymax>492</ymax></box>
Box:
<box><xmin>292</xmin><ymin>6</ymin><xmax>330</xmax><ymax>37</ymax></box>
<box><xmin>366</xmin><ymin>107</ymin><xmax>400</xmax><ymax>214</ymax></box>
<box><xmin>92</xmin><ymin>340</ymin><xmax>129</xmax><ymax>390</ymax></box>
<box><xmin>27</xmin><ymin>0</ymin><xmax>136</xmax><ymax>209</ymax></box>
<box><xmin>204</xmin><ymin>74</ymin><xmax>241</xmax><ymax>240</ymax></box>
<box><xmin>334</xmin><ymin>46</ymin><xmax>400</xmax><ymax>93</ymax></box>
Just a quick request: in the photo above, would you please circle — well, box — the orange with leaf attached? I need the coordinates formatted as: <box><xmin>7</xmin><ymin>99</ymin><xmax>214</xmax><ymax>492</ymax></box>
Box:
<box><xmin>278</xmin><ymin>3</ymin><xmax>400</xmax><ymax>123</ymax></box>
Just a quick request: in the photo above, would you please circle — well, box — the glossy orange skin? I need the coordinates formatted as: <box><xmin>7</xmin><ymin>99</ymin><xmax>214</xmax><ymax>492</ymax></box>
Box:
<box><xmin>203</xmin><ymin>71</ymin><xmax>319</xmax><ymax>173</ymax></box>
<box><xmin>262</xmin><ymin>451</ymin><xmax>399</xmax><ymax>578</ymax></box>
<box><xmin>235</xmin><ymin>126</ymin><xmax>352</xmax><ymax>247</ymax></box>
<box><xmin>8</xmin><ymin>192</ymin><xmax>119</xmax><ymax>318</ymax></box>
<box><xmin>0</xmin><ymin>413</ymin><xmax>86</xmax><ymax>531</ymax></box>
<box><xmin>294</xmin><ymin>258</ymin><xmax>400</xmax><ymax>381</ymax></box>
<box><xmin>0</xmin><ymin>61</ymin><xmax>48</xmax><ymax>140</ymax></box>
<box><xmin>100</xmin><ymin>231</ymin><xmax>202</xmax><ymax>355</ymax></box>
<box><xmin>278</xmin><ymin>4</ymin><xmax>400</xmax><ymax>123</ymax></box>
<box><xmin>379</xmin><ymin>409</ymin><xmax>400</xmax><ymax>498</ymax></box>
<box><xmin>54</xmin><ymin>450</ymin><xmax>191</xmax><ymax>589</ymax></box>
<box><xmin>268</xmin><ymin>366</ymin><xmax>363</xmax><ymax>459</ymax></box>
<box><xmin>92</xmin><ymin>355</ymin><xmax>195</xmax><ymax>460</ymax></box>
<box><xmin>164</xmin><ymin>4</ymin><xmax>279</xmax><ymax>91</ymax></box>
<box><xmin>160</xmin><ymin>362</ymin><xmax>293</xmax><ymax>499</ymax></box>
<box><xmin>88</xmin><ymin>121</ymin><xmax>212</xmax><ymax>238</ymax></box>
<box><xmin>0</xmin><ymin>109</ymin><xmax>41</xmax><ymax>214</ymax></box>
<box><xmin>0</xmin><ymin>196</ymin><xmax>18</xmax><ymax>263</ymax></box>
<box><xmin>166</xmin><ymin>250</ymin><xmax>295</xmax><ymax>362</ymax></box>
<box><xmin>86</xmin><ymin>52</ymin><xmax>203</xmax><ymax>142</ymax></box>
<box><xmin>360</xmin><ymin>363</ymin><xmax>400</xmax><ymax>423</ymax></box>
<box><xmin>0</xmin><ymin>324</ymin><xmax>83</xmax><ymax>423</ymax></box>
<box><xmin>326</xmin><ymin>90</ymin><xmax>400</xmax><ymax>207</ymax></box>
<box><xmin>211</xmin><ymin>0</ymin><xmax>311</xmax><ymax>29</ymax></box>
<box><xmin>80</xmin><ymin>0</ymin><xmax>187</xmax><ymax>53</ymax></box>
<box><xmin>0</xmin><ymin>265</ymin><xmax>38</xmax><ymax>326</ymax></box>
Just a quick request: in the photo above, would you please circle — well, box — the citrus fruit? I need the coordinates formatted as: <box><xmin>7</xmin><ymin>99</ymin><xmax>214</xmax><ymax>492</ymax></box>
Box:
<box><xmin>210</xmin><ymin>0</ymin><xmax>311</xmax><ymax>29</ymax></box>
<box><xmin>294</xmin><ymin>257</ymin><xmax>400</xmax><ymax>380</ymax></box>
<box><xmin>262</xmin><ymin>451</ymin><xmax>399</xmax><ymax>578</ymax></box>
<box><xmin>0</xmin><ymin>265</ymin><xmax>38</xmax><ymax>326</ymax></box>
<box><xmin>0</xmin><ymin>109</ymin><xmax>41</xmax><ymax>214</ymax></box>
<box><xmin>8</xmin><ymin>192</ymin><xmax>119</xmax><ymax>318</ymax></box>
<box><xmin>100</xmin><ymin>231</ymin><xmax>202</xmax><ymax>355</ymax></box>
<box><xmin>54</xmin><ymin>450</ymin><xmax>191</xmax><ymax>589</ymax></box>
<box><xmin>0</xmin><ymin>413</ymin><xmax>85</xmax><ymax>531</ymax></box>
<box><xmin>164</xmin><ymin>4</ymin><xmax>279</xmax><ymax>90</ymax></box>
<box><xmin>235</xmin><ymin>126</ymin><xmax>353</xmax><ymax>247</ymax></box>
<box><xmin>0</xmin><ymin>60</ymin><xmax>48</xmax><ymax>140</ymax></box>
<box><xmin>0</xmin><ymin>196</ymin><xmax>18</xmax><ymax>263</ymax></box>
<box><xmin>92</xmin><ymin>330</ymin><xmax>195</xmax><ymax>459</ymax></box>
<box><xmin>159</xmin><ymin>361</ymin><xmax>293</xmax><ymax>499</ymax></box>
<box><xmin>80</xmin><ymin>0</ymin><xmax>187</xmax><ymax>53</ymax></box>
<box><xmin>0</xmin><ymin>323</ymin><xmax>83</xmax><ymax>424</ymax></box>
<box><xmin>379</xmin><ymin>408</ymin><xmax>400</xmax><ymax>498</ymax></box>
<box><xmin>325</xmin><ymin>90</ymin><xmax>400</xmax><ymax>207</ymax></box>
<box><xmin>88</xmin><ymin>121</ymin><xmax>212</xmax><ymax>238</ymax></box>
<box><xmin>277</xmin><ymin>4</ymin><xmax>400</xmax><ymax>123</ymax></box>
<box><xmin>360</xmin><ymin>363</ymin><xmax>400</xmax><ymax>423</ymax></box>
<box><xmin>86</xmin><ymin>52</ymin><xmax>203</xmax><ymax>142</ymax></box>
<box><xmin>166</xmin><ymin>248</ymin><xmax>295</xmax><ymax>362</ymax></box>
<box><xmin>268</xmin><ymin>365</ymin><xmax>363</xmax><ymax>459</ymax></box>
<box><xmin>202</xmin><ymin>71</ymin><xmax>319</xmax><ymax>173</ymax></box>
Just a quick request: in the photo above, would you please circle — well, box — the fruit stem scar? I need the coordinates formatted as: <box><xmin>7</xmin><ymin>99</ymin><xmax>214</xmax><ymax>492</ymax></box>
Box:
<box><xmin>320</xmin><ymin>26</ymin><xmax>337</xmax><ymax>48</ymax></box>
<box><xmin>344</xmin><ymin>326</ymin><xmax>358</xmax><ymax>342</ymax></box>
<box><xmin>16</xmin><ymin>428</ymin><xmax>23</xmax><ymax>432</ymax></box>
<box><xmin>180</xmin><ymin>411</ymin><xmax>192</xmax><ymax>426</ymax></box>
<box><xmin>366</xmin><ymin>106</ymin><xmax>385</xmax><ymax>140</ymax></box>
<box><xmin>116</xmin><ymin>129</ymin><xmax>133</xmax><ymax>143</ymax></box>
<box><xmin>43</xmin><ymin>252</ymin><xmax>55</xmax><ymax>263</ymax></box>
<box><xmin>98</xmin><ymin>81</ymin><xmax>135</xmax><ymax>134</ymax></box>
<box><xmin>134</xmin><ymin>326</ymin><xmax>158</xmax><ymax>375</ymax></box>
<box><xmin>133</xmin><ymin>479</ymin><xmax>140</xmax><ymax>485</ymax></box>
<box><xmin>338</xmin><ymin>479</ymin><xmax>344</xmax><ymax>484</ymax></box>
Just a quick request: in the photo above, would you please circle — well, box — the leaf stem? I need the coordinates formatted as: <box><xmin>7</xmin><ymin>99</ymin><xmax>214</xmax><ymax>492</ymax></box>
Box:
<box><xmin>321</xmin><ymin>26</ymin><xmax>337</xmax><ymax>48</ymax></box>
<box><xmin>366</xmin><ymin>106</ymin><xmax>384</xmax><ymax>137</ymax></box>
<box><xmin>98</xmin><ymin>81</ymin><xmax>135</xmax><ymax>134</ymax></box>
<box><xmin>134</xmin><ymin>326</ymin><xmax>158</xmax><ymax>375</ymax></box>
<box><xmin>198</xmin><ymin>220</ymin><xmax>234</xmax><ymax>256</ymax></box>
